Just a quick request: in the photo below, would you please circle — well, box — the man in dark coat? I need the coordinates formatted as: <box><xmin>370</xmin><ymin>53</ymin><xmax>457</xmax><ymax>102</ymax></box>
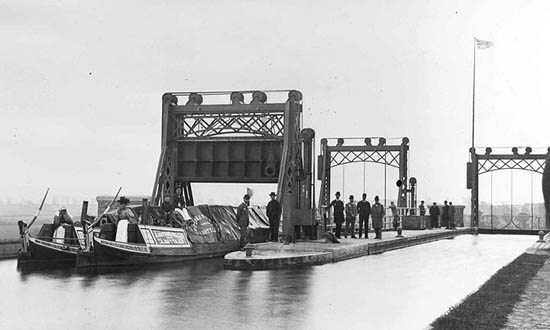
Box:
<box><xmin>449</xmin><ymin>201</ymin><xmax>456</xmax><ymax>229</ymax></box>
<box><xmin>443</xmin><ymin>200</ymin><xmax>450</xmax><ymax>229</ymax></box>
<box><xmin>328</xmin><ymin>191</ymin><xmax>345</xmax><ymax>238</ymax></box>
<box><xmin>429</xmin><ymin>202</ymin><xmax>440</xmax><ymax>229</ymax></box>
<box><xmin>357</xmin><ymin>193</ymin><xmax>371</xmax><ymax>238</ymax></box>
<box><xmin>266</xmin><ymin>192</ymin><xmax>282</xmax><ymax>242</ymax></box>
<box><xmin>236</xmin><ymin>194</ymin><xmax>251</xmax><ymax>249</ymax></box>
<box><xmin>160</xmin><ymin>196</ymin><xmax>174</xmax><ymax>224</ymax></box>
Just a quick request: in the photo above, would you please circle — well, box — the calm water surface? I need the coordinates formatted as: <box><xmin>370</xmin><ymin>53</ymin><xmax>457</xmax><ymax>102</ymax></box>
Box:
<box><xmin>0</xmin><ymin>234</ymin><xmax>536</xmax><ymax>330</ymax></box>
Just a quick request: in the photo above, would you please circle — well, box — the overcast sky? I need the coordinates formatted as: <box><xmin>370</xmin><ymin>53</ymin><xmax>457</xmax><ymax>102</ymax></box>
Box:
<box><xmin>1</xmin><ymin>0</ymin><xmax>549</xmax><ymax>208</ymax></box>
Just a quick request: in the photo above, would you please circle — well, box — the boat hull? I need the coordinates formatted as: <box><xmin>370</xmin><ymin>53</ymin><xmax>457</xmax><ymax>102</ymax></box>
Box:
<box><xmin>17</xmin><ymin>237</ymin><xmax>80</xmax><ymax>268</ymax></box>
<box><xmin>77</xmin><ymin>236</ymin><xmax>240</xmax><ymax>269</ymax></box>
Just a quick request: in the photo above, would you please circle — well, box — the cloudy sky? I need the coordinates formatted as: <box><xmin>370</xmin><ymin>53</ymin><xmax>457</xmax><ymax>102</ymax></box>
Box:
<box><xmin>1</xmin><ymin>0</ymin><xmax>549</xmax><ymax>208</ymax></box>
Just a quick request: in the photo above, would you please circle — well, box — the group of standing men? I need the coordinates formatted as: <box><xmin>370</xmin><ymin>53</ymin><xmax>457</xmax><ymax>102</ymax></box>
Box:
<box><xmin>236</xmin><ymin>192</ymin><xmax>282</xmax><ymax>250</ymax></box>
<box><xmin>328</xmin><ymin>192</ymin><xmax>386</xmax><ymax>240</ymax></box>
<box><xmin>427</xmin><ymin>200</ymin><xmax>456</xmax><ymax>229</ymax></box>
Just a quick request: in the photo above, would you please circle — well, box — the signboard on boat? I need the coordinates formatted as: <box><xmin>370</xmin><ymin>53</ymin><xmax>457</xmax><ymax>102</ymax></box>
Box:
<box><xmin>151</xmin><ymin>229</ymin><xmax>191</xmax><ymax>246</ymax></box>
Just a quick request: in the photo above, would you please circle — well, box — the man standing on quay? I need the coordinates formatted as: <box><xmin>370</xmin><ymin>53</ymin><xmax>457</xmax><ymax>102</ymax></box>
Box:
<box><xmin>429</xmin><ymin>202</ymin><xmax>440</xmax><ymax>229</ymax></box>
<box><xmin>449</xmin><ymin>201</ymin><xmax>456</xmax><ymax>229</ymax></box>
<box><xmin>236</xmin><ymin>194</ymin><xmax>251</xmax><ymax>250</ymax></box>
<box><xmin>419</xmin><ymin>200</ymin><xmax>426</xmax><ymax>216</ymax></box>
<box><xmin>328</xmin><ymin>192</ymin><xmax>345</xmax><ymax>239</ymax></box>
<box><xmin>266</xmin><ymin>192</ymin><xmax>281</xmax><ymax>242</ymax></box>
<box><xmin>371</xmin><ymin>196</ymin><xmax>385</xmax><ymax>239</ymax></box>
<box><xmin>345</xmin><ymin>195</ymin><xmax>358</xmax><ymax>238</ymax></box>
<box><xmin>357</xmin><ymin>193</ymin><xmax>371</xmax><ymax>238</ymax></box>
<box><xmin>442</xmin><ymin>200</ymin><xmax>450</xmax><ymax>229</ymax></box>
<box><xmin>390</xmin><ymin>201</ymin><xmax>399</xmax><ymax>230</ymax></box>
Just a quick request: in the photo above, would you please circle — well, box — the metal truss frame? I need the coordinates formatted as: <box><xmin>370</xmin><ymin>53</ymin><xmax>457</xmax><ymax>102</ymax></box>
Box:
<box><xmin>318</xmin><ymin>137</ymin><xmax>410</xmax><ymax>211</ymax></box>
<box><xmin>329</xmin><ymin>149</ymin><xmax>401</xmax><ymax>168</ymax></box>
<box><xmin>477</xmin><ymin>157</ymin><xmax>545</xmax><ymax>175</ymax></box>
<box><xmin>169</xmin><ymin>106</ymin><xmax>285</xmax><ymax>140</ymax></box>
<box><xmin>468</xmin><ymin>147</ymin><xmax>548</xmax><ymax>228</ymax></box>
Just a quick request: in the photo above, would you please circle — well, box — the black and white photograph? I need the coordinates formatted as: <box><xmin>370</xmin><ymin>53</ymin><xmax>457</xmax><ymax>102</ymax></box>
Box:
<box><xmin>1</xmin><ymin>1</ymin><xmax>550</xmax><ymax>329</ymax></box>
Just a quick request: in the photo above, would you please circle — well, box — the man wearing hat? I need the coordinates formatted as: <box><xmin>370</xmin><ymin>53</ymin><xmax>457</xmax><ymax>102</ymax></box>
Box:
<box><xmin>266</xmin><ymin>192</ymin><xmax>282</xmax><ymax>242</ymax></box>
<box><xmin>357</xmin><ymin>193</ymin><xmax>371</xmax><ymax>238</ymax></box>
<box><xmin>236</xmin><ymin>194</ymin><xmax>251</xmax><ymax>249</ymax></box>
<box><xmin>328</xmin><ymin>192</ymin><xmax>345</xmax><ymax>238</ymax></box>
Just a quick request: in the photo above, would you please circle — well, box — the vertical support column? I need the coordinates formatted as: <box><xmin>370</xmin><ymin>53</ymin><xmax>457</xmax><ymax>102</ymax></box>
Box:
<box><xmin>300</xmin><ymin>128</ymin><xmax>315</xmax><ymax>210</ymax></box>
<box><xmin>318</xmin><ymin>139</ymin><xmax>331</xmax><ymax>232</ymax></box>
<box><xmin>318</xmin><ymin>139</ymin><xmax>331</xmax><ymax>207</ymax></box>
<box><xmin>397</xmin><ymin>138</ymin><xmax>409</xmax><ymax>208</ymax></box>
<box><xmin>542</xmin><ymin>150</ymin><xmax>550</xmax><ymax>229</ymax></box>
<box><xmin>280</xmin><ymin>100</ymin><xmax>301</xmax><ymax>243</ymax></box>
<box><xmin>153</xmin><ymin>93</ymin><xmax>176</xmax><ymax>205</ymax></box>
<box><xmin>471</xmin><ymin>149</ymin><xmax>479</xmax><ymax>227</ymax></box>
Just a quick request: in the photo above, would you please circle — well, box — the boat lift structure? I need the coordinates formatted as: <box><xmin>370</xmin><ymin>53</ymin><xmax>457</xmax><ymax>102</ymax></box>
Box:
<box><xmin>317</xmin><ymin>137</ymin><xmax>411</xmax><ymax>230</ymax></box>
<box><xmin>467</xmin><ymin>147</ymin><xmax>549</xmax><ymax>229</ymax></box>
<box><xmin>151</xmin><ymin>90</ymin><xmax>316</xmax><ymax>241</ymax></box>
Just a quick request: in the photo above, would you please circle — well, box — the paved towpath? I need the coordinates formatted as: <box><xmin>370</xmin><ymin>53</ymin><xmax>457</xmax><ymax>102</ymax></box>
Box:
<box><xmin>225</xmin><ymin>227</ymin><xmax>475</xmax><ymax>270</ymax></box>
<box><xmin>503</xmin><ymin>237</ymin><xmax>550</xmax><ymax>330</ymax></box>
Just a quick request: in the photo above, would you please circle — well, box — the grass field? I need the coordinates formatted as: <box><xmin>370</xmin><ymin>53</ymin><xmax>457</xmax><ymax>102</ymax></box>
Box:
<box><xmin>0</xmin><ymin>215</ymin><xmax>52</xmax><ymax>240</ymax></box>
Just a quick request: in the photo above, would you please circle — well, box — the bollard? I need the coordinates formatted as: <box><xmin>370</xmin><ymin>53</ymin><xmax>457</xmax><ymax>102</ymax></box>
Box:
<box><xmin>537</xmin><ymin>231</ymin><xmax>545</xmax><ymax>243</ymax></box>
<box><xmin>245</xmin><ymin>246</ymin><xmax>253</xmax><ymax>257</ymax></box>
<box><xmin>396</xmin><ymin>227</ymin><xmax>404</xmax><ymax>238</ymax></box>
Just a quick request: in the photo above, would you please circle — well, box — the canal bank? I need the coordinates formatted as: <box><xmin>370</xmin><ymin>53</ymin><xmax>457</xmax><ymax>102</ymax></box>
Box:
<box><xmin>429</xmin><ymin>233</ymin><xmax>550</xmax><ymax>330</ymax></box>
<box><xmin>224</xmin><ymin>227</ymin><xmax>476</xmax><ymax>270</ymax></box>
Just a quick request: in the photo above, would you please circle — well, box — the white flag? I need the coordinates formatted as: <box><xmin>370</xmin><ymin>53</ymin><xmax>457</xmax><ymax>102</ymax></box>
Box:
<box><xmin>476</xmin><ymin>38</ymin><xmax>494</xmax><ymax>50</ymax></box>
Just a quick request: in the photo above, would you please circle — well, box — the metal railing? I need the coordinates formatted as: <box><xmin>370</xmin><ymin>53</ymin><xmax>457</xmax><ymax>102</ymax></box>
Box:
<box><xmin>479</xmin><ymin>214</ymin><xmax>545</xmax><ymax>230</ymax></box>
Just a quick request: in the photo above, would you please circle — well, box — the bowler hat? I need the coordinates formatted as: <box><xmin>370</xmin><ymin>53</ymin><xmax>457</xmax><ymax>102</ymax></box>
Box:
<box><xmin>117</xmin><ymin>196</ymin><xmax>130</xmax><ymax>204</ymax></box>
<box><xmin>335</xmin><ymin>191</ymin><xmax>341</xmax><ymax>196</ymax></box>
<box><xmin>269</xmin><ymin>192</ymin><xmax>276</xmax><ymax>197</ymax></box>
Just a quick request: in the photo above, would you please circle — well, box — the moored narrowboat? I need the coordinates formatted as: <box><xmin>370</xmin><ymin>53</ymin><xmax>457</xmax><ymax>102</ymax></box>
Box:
<box><xmin>77</xmin><ymin>204</ymin><xmax>269</xmax><ymax>269</ymax></box>
<box><xmin>17</xmin><ymin>223</ymin><xmax>87</xmax><ymax>267</ymax></box>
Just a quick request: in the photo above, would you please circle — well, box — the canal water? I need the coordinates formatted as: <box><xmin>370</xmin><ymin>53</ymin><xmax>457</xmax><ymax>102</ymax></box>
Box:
<box><xmin>0</xmin><ymin>234</ymin><xmax>535</xmax><ymax>330</ymax></box>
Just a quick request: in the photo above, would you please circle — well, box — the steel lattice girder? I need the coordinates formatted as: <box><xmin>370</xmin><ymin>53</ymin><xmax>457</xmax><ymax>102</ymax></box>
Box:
<box><xmin>329</xmin><ymin>149</ymin><xmax>401</xmax><ymax>168</ymax></box>
<box><xmin>477</xmin><ymin>156</ymin><xmax>546</xmax><ymax>175</ymax></box>
<box><xmin>169</xmin><ymin>104</ymin><xmax>286</xmax><ymax>139</ymax></box>
<box><xmin>468</xmin><ymin>148</ymin><xmax>549</xmax><ymax>228</ymax></box>
<box><xmin>318</xmin><ymin>138</ymin><xmax>409</xmax><ymax>208</ymax></box>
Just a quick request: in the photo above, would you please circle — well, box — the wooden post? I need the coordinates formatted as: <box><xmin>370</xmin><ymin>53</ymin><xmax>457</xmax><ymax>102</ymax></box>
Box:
<box><xmin>142</xmin><ymin>198</ymin><xmax>149</xmax><ymax>225</ymax></box>
<box><xmin>80</xmin><ymin>201</ymin><xmax>89</xmax><ymax>249</ymax></box>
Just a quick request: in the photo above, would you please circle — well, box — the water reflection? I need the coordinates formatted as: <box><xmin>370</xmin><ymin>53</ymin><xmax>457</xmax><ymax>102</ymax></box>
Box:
<box><xmin>0</xmin><ymin>235</ymin><xmax>537</xmax><ymax>330</ymax></box>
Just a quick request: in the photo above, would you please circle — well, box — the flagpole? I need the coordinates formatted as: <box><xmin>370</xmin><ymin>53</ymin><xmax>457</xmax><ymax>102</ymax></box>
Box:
<box><xmin>471</xmin><ymin>37</ymin><xmax>477</xmax><ymax>160</ymax></box>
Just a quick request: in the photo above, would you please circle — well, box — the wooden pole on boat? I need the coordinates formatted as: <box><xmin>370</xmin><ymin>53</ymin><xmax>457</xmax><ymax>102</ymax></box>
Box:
<box><xmin>26</xmin><ymin>188</ymin><xmax>50</xmax><ymax>231</ymax></box>
<box><xmin>88</xmin><ymin>186</ymin><xmax>122</xmax><ymax>229</ymax></box>
<box><xmin>80</xmin><ymin>201</ymin><xmax>89</xmax><ymax>249</ymax></box>
<box><xmin>142</xmin><ymin>198</ymin><xmax>149</xmax><ymax>225</ymax></box>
